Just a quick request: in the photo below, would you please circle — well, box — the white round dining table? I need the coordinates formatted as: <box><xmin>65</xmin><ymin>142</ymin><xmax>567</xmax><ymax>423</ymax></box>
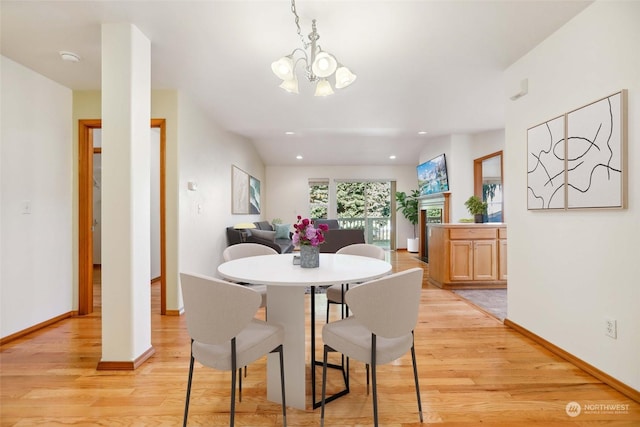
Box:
<box><xmin>217</xmin><ymin>252</ymin><xmax>391</xmax><ymax>410</ymax></box>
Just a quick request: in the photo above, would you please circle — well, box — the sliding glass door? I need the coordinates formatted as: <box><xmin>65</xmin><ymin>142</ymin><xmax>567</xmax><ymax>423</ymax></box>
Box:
<box><xmin>336</xmin><ymin>181</ymin><xmax>392</xmax><ymax>250</ymax></box>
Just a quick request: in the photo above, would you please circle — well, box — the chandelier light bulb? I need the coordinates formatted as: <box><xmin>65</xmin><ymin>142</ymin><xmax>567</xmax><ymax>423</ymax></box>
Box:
<box><xmin>279</xmin><ymin>76</ymin><xmax>299</xmax><ymax>94</ymax></box>
<box><xmin>314</xmin><ymin>79</ymin><xmax>334</xmax><ymax>97</ymax></box>
<box><xmin>311</xmin><ymin>51</ymin><xmax>337</xmax><ymax>78</ymax></box>
<box><xmin>334</xmin><ymin>66</ymin><xmax>357</xmax><ymax>89</ymax></box>
<box><xmin>271</xmin><ymin>56</ymin><xmax>295</xmax><ymax>80</ymax></box>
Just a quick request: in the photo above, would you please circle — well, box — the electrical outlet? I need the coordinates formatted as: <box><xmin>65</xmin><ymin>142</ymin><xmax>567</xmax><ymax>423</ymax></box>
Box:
<box><xmin>605</xmin><ymin>317</ymin><xmax>617</xmax><ymax>339</ymax></box>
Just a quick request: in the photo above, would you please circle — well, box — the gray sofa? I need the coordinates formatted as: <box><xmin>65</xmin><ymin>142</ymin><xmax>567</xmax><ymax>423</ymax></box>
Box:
<box><xmin>313</xmin><ymin>219</ymin><xmax>366</xmax><ymax>253</ymax></box>
<box><xmin>320</xmin><ymin>229</ymin><xmax>366</xmax><ymax>253</ymax></box>
<box><xmin>226</xmin><ymin>219</ymin><xmax>365</xmax><ymax>254</ymax></box>
<box><xmin>226</xmin><ymin>221</ymin><xmax>294</xmax><ymax>254</ymax></box>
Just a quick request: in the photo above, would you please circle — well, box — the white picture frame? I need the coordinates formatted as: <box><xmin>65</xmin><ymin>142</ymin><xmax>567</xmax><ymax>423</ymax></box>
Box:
<box><xmin>232</xmin><ymin>165</ymin><xmax>249</xmax><ymax>214</ymax></box>
<box><xmin>566</xmin><ymin>91</ymin><xmax>627</xmax><ymax>209</ymax></box>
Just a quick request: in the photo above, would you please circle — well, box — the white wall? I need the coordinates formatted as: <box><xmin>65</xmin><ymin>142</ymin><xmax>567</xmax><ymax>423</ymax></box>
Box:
<box><xmin>418</xmin><ymin>130</ymin><xmax>504</xmax><ymax>222</ymax></box>
<box><xmin>471</xmin><ymin>129</ymin><xmax>504</xmax><ymax>160</ymax></box>
<box><xmin>1</xmin><ymin>56</ymin><xmax>73</xmax><ymax>337</ymax></box>
<box><xmin>266</xmin><ymin>165</ymin><xmax>416</xmax><ymax>248</ymax></box>
<box><xmin>450</xmin><ymin>134</ymin><xmax>474</xmax><ymax>221</ymax></box>
<box><xmin>504</xmin><ymin>1</ymin><xmax>640</xmax><ymax>390</ymax></box>
<box><xmin>177</xmin><ymin>92</ymin><xmax>264</xmax><ymax>279</ymax></box>
<box><xmin>73</xmin><ymin>90</ymin><xmax>263</xmax><ymax>312</ymax></box>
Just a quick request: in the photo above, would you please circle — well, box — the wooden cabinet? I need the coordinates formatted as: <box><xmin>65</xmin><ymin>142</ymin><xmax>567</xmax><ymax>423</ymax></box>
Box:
<box><xmin>499</xmin><ymin>228</ymin><xmax>508</xmax><ymax>281</ymax></box>
<box><xmin>449</xmin><ymin>240</ymin><xmax>473</xmax><ymax>280</ymax></box>
<box><xmin>472</xmin><ymin>239</ymin><xmax>498</xmax><ymax>280</ymax></box>
<box><xmin>427</xmin><ymin>224</ymin><xmax>506</xmax><ymax>289</ymax></box>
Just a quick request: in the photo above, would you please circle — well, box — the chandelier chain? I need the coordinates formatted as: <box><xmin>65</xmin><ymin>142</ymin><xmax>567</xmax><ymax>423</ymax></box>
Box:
<box><xmin>290</xmin><ymin>0</ymin><xmax>310</xmax><ymax>48</ymax></box>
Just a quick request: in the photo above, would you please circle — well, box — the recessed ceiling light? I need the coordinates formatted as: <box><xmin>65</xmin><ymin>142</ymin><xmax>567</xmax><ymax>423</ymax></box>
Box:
<box><xmin>285</xmin><ymin>131</ymin><xmax>295</xmax><ymax>135</ymax></box>
<box><xmin>418</xmin><ymin>131</ymin><xmax>428</xmax><ymax>135</ymax></box>
<box><xmin>296</xmin><ymin>155</ymin><xmax>303</xmax><ymax>160</ymax></box>
<box><xmin>389</xmin><ymin>155</ymin><xmax>396</xmax><ymax>160</ymax></box>
<box><xmin>59</xmin><ymin>51</ymin><xmax>80</xmax><ymax>62</ymax></box>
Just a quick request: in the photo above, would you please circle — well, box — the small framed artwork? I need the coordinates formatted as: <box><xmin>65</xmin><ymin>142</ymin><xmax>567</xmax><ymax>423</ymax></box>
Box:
<box><xmin>232</xmin><ymin>165</ymin><xmax>249</xmax><ymax>214</ymax></box>
<box><xmin>566</xmin><ymin>90</ymin><xmax>627</xmax><ymax>209</ymax></box>
<box><xmin>249</xmin><ymin>176</ymin><xmax>261</xmax><ymax>214</ymax></box>
<box><xmin>527</xmin><ymin>115</ymin><xmax>566</xmax><ymax>210</ymax></box>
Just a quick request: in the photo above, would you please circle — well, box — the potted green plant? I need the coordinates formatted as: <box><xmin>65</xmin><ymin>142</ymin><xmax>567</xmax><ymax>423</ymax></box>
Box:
<box><xmin>465</xmin><ymin>195</ymin><xmax>488</xmax><ymax>223</ymax></box>
<box><xmin>396</xmin><ymin>189</ymin><xmax>420</xmax><ymax>252</ymax></box>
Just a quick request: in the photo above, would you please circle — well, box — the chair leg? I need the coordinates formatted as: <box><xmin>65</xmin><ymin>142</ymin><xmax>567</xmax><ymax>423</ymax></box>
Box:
<box><xmin>326</xmin><ymin>301</ymin><xmax>330</xmax><ymax>323</ymax></box>
<box><xmin>340</xmin><ymin>284</ymin><xmax>346</xmax><ymax>319</ymax></box>
<box><xmin>326</xmin><ymin>284</ymin><xmax>347</xmax><ymax>324</ymax></box>
<box><xmin>230</xmin><ymin>338</ymin><xmax>237</xmax><ymax>427</ymax></box>
<box><xmin>411</xmin><ymin>338</ymin><xmax>424</xmax><ymax>423</ymax></box>
<box><xmin>277</xmin><ymin>344</ymin><xmax>287</xmax><ymax>427</ymax></box>
<box><xmin>371</xmin><ymin>334</ymin><xmax>378</xmax><ymax>427</ymax></box>
<box><xmin>238</xmin><ymin>368</ymin><xmax>242</xmax><ymax>402</ymax></box>
<box><xmin>320</xmin><ymin>345</ymin><xmax>330</xmax><ymax>427</ymax></box>
<box><xmin>183</xmin><ymin>348</ymin><xmax>195</xmax><ymax>427</ymax></box>
<box><xmin>366</xmin><ymin>363</ymin><xmax>370</xmax><ymax>395</ymax></box>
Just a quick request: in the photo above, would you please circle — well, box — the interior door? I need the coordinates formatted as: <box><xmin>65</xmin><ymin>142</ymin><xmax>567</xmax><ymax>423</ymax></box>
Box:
<box><xmin>78</xmin><ymin>119</ymin><xmax>166</xmax><ymax>315</ymax></box>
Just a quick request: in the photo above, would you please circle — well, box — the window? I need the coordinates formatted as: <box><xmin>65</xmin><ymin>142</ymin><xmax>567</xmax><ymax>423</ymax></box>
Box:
<box><xmin>309</xmin><ymin>179</ymin><xmax>329</xmax><ymax>219</ymax></box>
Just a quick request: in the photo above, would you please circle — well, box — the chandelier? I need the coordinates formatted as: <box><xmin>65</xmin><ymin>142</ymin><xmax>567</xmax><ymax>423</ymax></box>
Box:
<box><xmin>271</xmin><ymin>0</ymin><xmax>357</xmax><ymax>96</ymax></box>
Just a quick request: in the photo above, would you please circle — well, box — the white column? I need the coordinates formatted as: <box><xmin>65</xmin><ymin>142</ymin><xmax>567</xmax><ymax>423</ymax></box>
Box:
<box><xmin>100</xmin><ymin>23</ymin><xmax>152</xmax><ymax>366</ymax></box>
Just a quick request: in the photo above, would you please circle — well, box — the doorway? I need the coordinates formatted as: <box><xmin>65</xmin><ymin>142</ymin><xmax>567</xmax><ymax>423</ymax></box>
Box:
<box><xmin>78</xmin><ymin>119</ymin><xmax>167</xmax><ymax>315</ymax></box>
<box><xmin>335</xmin><ymin>180</ymin><xmax>394</xmax><ymax>250</ymax></box>
<box><xmin>474</xmin><ymin>151</ymin><xmax>504</xmax><ymax>222</ymax></box>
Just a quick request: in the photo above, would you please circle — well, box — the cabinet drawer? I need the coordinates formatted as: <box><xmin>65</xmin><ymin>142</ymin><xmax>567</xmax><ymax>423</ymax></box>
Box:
<box><xmin>449</xmin><ymin>228</ymin><xmax>497</xmax><ymax>240</ymax></box>
<box><xmin>499</xmin><ymin>228</ymin><xmax>507</xmax><ymax>239</ymax></box>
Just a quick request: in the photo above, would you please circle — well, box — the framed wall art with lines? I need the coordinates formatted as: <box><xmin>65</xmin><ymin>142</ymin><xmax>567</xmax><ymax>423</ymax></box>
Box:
<box><xmin>566</xmin><ymin>91</ymin><xmax>627</xmax><ymax>209</ymax></box>
<box><xmin>527</xmin><ymin>115</ymin><xmax>566</xmax><ymax>210</ymax></box>
<box><xmin>527</xmin><ymin>90</ymin><xmax>627</xmax><ymax>211</ymax></box>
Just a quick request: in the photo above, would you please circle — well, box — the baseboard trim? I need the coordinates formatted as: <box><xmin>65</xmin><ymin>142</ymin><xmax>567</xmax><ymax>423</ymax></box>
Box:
<box><xmin>96</xmin><ymin>346</ymin><xmax>156</xmax><ymax>371</ymax></box>
<box><xmin>165</xmin><ymin>308</ymin><xmax>183</xmax><ymax>316</ymax></box>
<box><xmin>504</xmin><ymin>319</ymin><xmax>640</xmax><ymax>403</ymax></box>
<box><xmin>0</xmin><ymin>311</ymin><xmax>74</xmax><ymax>346</ymax></box>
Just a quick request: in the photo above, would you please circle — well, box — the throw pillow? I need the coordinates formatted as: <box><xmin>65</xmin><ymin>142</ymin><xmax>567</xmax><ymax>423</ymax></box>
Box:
<box><xmin>274</xmin><ymin>223</ymin><xmax>291</xmax><ymax>239</ymax></box>
<box><xmin>251</xmin><ymin>229</ymin><xmax>276</xmax><ymax>242</ymax></box>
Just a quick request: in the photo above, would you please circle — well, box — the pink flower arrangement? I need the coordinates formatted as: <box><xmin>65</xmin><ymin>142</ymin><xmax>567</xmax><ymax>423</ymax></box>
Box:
<box><xmin>292</xmin><ymin>216</ymin><xmax>329</xmax><ymax>247</ymax></box>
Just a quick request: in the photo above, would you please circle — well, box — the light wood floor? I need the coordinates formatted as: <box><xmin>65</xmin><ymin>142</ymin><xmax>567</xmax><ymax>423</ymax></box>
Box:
<box><xmin>1</xmin><ymin>252</ymin><xmax>638</xmax><ymax>426</ymax></box>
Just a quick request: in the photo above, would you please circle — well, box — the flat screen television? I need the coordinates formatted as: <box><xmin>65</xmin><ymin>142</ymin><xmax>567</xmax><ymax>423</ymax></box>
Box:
<box><xmin>417</xmin><ymin>154</ymin><xmax>449</xmax><ymax>196</ymax></box>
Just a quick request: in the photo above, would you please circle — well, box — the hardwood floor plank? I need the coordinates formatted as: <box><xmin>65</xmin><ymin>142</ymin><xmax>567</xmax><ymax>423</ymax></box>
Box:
<box><xmin>1</xmin><ymin>251</ymin><xmax>638</xmax><ymax>426</ymax></box>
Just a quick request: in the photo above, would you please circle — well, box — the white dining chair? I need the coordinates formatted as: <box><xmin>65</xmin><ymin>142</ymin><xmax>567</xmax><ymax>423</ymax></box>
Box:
<box><xmin>180</xmin><ymin>272</ymin><xmax>287</xmax><ymax>427</ymax></box>
<box><xmin>320</xmin><ymin>267</ymin><xmax>424</xmax><ymax>427</ymax></box>
<box><xmin>327</xmin><ymin>244</ymin><xmax>386</xmax><ymax>322</ymax></box>
<box><xmin>326</xmin><ymin>244</ymin><xmax>387</xmax><ymax>393</ymax></box>
<box><xmin>222</xmin><ymin>243</ymin><xmax>278</xmax><ymax>379</ymax></box>
<box><xmin>223</xmin><ymin>243</ymin><xmax>278</xmax><ymax>308</ymax></box>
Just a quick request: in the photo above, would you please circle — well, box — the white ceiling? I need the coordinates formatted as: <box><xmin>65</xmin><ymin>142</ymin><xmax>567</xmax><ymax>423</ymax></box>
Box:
<box><xmin>1</xmin><ymin>0</ymin><xmax>592</xmax><ymax>166</ymax></box>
